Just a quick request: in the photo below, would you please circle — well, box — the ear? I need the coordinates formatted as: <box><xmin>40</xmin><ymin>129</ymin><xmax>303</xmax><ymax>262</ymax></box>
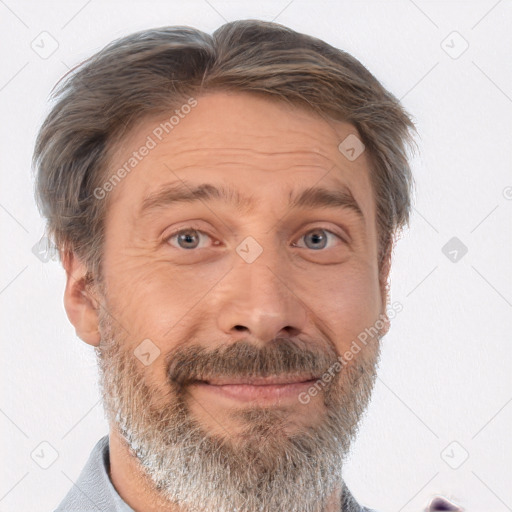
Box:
<box><xmin>377</xmin><ymin>240</ymin><xmax>393</xmax><ymax>338</ymax></box>
<box><xmin>62</xmin><ymin>251</ymin><xmax>101</xmax><ymax>347</ymax></box>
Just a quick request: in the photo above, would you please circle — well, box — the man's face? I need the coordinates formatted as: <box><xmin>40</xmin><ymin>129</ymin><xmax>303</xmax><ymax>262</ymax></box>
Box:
<box><xmin>95</xmin><ymin>92</ymin><xmax>388</xmax><ymax>511</ymax></box>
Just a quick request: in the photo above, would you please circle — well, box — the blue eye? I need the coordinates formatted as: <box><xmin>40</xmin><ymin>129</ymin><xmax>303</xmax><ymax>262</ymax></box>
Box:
<box><xmin>166</xmin><ymin>228</ymin><xmax>214</xmax><ymax>250</ymax></box>
<box><xmin>165</xmin><ymin>227</ymin><xmax>345</xmax><ymax>251</ymax></box>
<box><xmin>294</xmin><ymin>228</ymin><xmax>344</xmax><ymax>250</ymax></box>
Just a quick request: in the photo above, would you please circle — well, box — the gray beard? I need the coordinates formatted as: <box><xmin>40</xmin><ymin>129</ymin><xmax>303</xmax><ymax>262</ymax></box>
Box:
<box><xmin>95</xmin><ymin>309</ymin><xmax>381</xmax><ymax>512</ymax></box>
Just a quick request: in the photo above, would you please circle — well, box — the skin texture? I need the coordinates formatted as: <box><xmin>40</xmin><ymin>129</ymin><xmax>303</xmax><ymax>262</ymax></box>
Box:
<box><xmin>63</xmin><ymin>91</ymin><xmax>392</xmax><ymax>512</ymax></box>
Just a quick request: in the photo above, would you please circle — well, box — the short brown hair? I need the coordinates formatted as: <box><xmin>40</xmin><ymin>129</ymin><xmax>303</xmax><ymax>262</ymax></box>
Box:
<box><xmin>33</xmin><ymin>19</ymin><xmax>417</xmax><ymax>283</ymax></box>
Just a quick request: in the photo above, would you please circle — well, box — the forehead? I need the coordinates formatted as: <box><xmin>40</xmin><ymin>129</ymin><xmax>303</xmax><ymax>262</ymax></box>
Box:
<box><xmin>105</xmin><ymin>91</ymin><xmax>376</xmax><ymax>225</ymax></box>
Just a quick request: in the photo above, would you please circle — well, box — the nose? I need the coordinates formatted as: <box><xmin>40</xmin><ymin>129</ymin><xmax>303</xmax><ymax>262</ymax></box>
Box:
<box><xmin>214</xmin><ymin>246</ymin><xmax>308</xmax><ymax>345</ymax></box>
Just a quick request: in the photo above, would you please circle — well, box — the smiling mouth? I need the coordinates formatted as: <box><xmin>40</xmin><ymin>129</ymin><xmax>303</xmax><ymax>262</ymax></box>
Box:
<box><xmin>201</xmin><ymin>374</ymin><xmax>318</xmax><ymax>386</ymax></box>
<box><xmin>191</xmin><ymin>375</ymin><xmax>319</xmax><ymax>403</ymax></box>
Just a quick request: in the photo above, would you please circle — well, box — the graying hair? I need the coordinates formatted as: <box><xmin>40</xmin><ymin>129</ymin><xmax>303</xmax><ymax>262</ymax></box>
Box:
<box><xmin>33</xmin><ymin>19</ymin><xmax>417</xmax><ymax>283</ymax></box>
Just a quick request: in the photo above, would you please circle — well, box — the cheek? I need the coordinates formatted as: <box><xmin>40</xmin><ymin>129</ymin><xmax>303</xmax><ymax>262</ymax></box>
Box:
<box><xmin>104</xmin><ymin>253</ymin><xmax>232</xmax><ymax>340</ymax></box>
<box><xmin>302</xmin><ymin>263</ymin><xmax>382</xmax><ymax>349</ymax></box>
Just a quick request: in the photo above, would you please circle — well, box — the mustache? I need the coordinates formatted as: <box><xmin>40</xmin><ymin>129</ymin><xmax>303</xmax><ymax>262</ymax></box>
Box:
<box><xmin>166</xmin><ymin>338</ymin><xmax>339</xmax><ymax>387</ymax></box>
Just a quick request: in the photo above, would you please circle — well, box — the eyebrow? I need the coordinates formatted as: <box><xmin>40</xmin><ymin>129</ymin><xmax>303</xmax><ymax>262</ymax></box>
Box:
<box><xmin>139</xmin><ymin>180</ymin><xmax>365</xmax><ymax>224</ymax></box>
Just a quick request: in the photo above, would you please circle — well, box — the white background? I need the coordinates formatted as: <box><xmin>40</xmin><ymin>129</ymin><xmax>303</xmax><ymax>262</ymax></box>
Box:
<box><xmin>1</xmin><ymin>1</ymin><xmax>511</xmax><ymax>511</ymax></box>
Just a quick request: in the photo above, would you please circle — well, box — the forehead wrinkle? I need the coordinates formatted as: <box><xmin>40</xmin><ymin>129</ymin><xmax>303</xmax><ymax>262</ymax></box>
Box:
<box><xmin>153</xmin><ymin>143</ymin><xmax>337</xmax><ymax>165</ymax></box>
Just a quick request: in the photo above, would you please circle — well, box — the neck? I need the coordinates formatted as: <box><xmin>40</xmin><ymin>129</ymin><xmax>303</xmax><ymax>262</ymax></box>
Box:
<box><xmin>109</xmin><ymin>428</ymin><xmax>178</xmax><ymax>512</ymax></box>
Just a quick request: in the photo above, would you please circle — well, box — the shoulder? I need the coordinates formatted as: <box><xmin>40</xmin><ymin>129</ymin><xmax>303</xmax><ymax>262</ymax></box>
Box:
<box><xmin>54</xmin><ymin>436</ymin><xmax>124</xmax><ymax>511</ymax></box>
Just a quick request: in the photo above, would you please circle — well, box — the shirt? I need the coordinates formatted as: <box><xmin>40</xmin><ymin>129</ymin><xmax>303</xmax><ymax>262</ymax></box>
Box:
<box><xmin>55</xmin><ymin>436</ymin><xmax>134</xmax><ymax>512</ymax></box>
<box><xmin>54</xmin><ymin>435</ymin><xmax>459</xmax><ymax>511</ymax></box>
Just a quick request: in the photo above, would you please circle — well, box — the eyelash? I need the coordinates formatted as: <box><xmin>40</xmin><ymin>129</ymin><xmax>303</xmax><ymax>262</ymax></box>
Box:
<box><xmin>164</xmin><ymin>226</ymin><xmax>347</xmax><ymax>250</ymax></box>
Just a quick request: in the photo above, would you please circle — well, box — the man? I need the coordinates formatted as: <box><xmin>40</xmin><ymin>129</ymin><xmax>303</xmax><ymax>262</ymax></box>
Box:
<box><xmin>34</xmin><ymin>18</ymin><xmax>455</xmax><ymax>512</ymax></box>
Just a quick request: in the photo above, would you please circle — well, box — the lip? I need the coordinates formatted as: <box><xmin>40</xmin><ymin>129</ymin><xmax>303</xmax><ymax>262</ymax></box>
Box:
<box><xmin>202</xmin><ymin>375</ymin><xmax>318</xmax><ymax>386</ymax></box>
<box><xmin>191</xmin><ymin>375</ymin><xmax>318</xmax><ymax>403</ymax></box>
